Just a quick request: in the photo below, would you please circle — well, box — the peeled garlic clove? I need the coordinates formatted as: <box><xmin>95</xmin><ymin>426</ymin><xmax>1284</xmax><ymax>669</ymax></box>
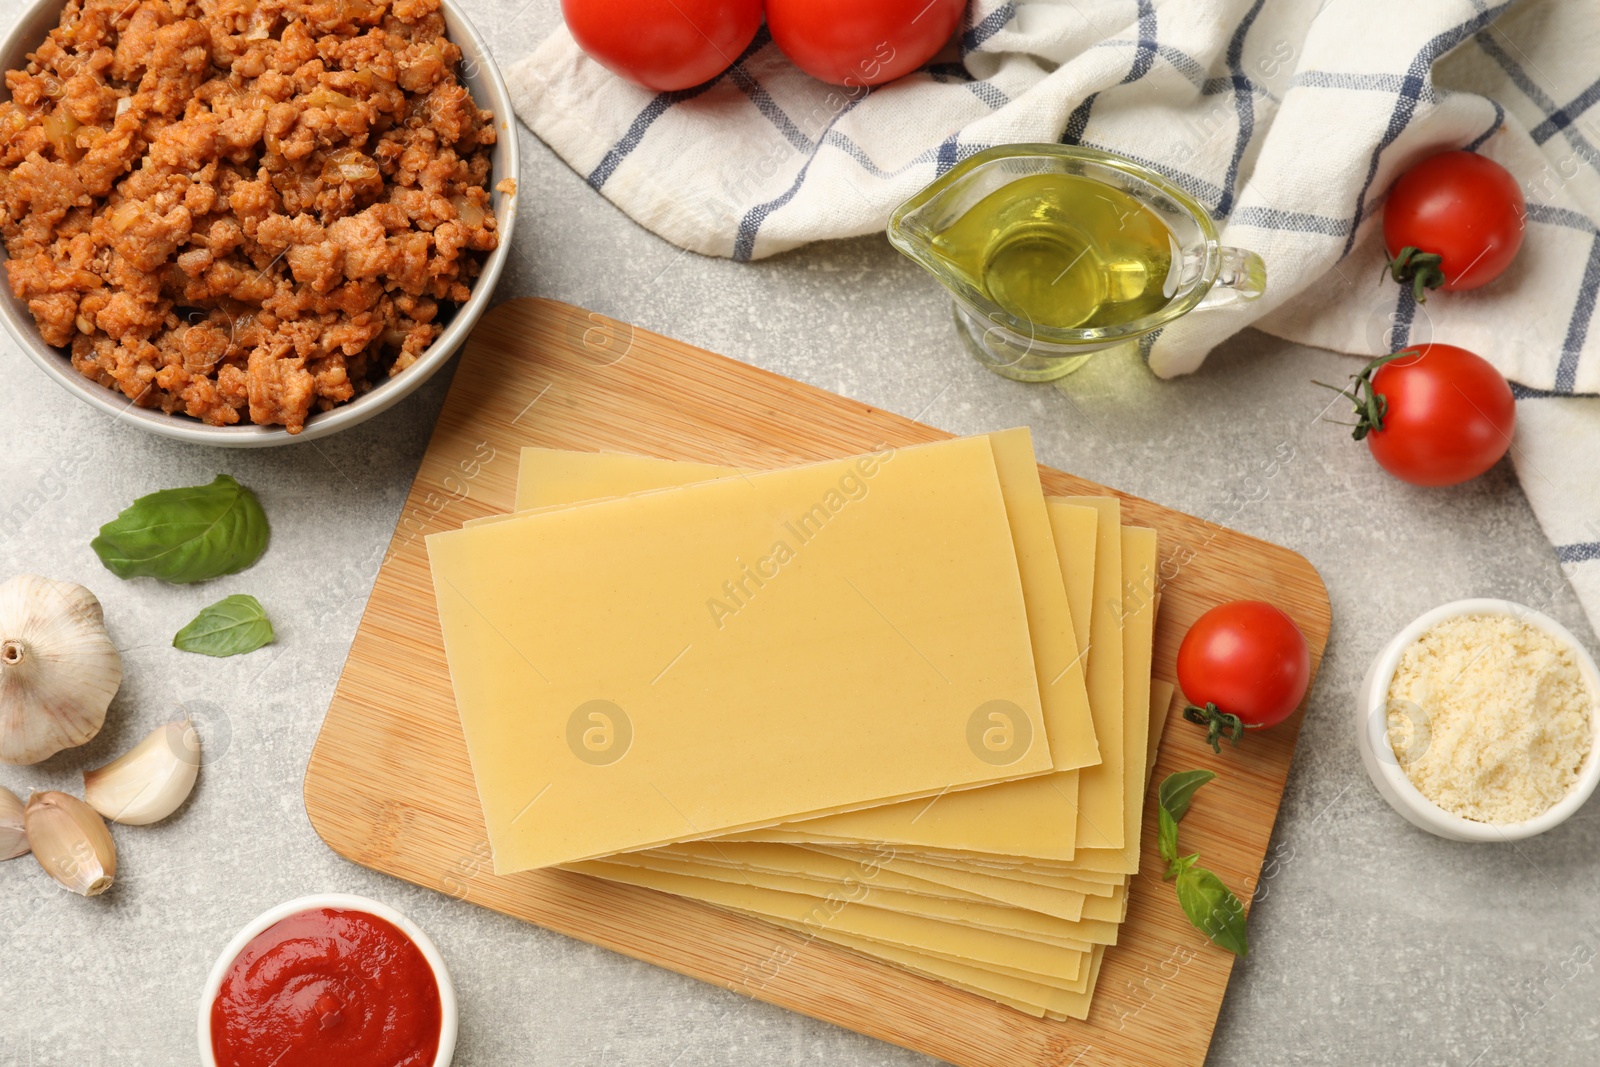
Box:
<box><xmin>0</xmin><ymin>575</ymin><xmax>123</xmax><ymax>765</ymax></box>
<box><xmin>83</xmin><ymin>719</ymin><xmax>199</xmax><ymax>825</ymax></box>
<box><xmin>25</xmin><ymin>790</ymin><xmax>116</xmax><ymax>896</ymax></box>
<box><xmin>0</xmin><ymin>785</ymin><xmax>26</xmax><ymax>860</ymax></box>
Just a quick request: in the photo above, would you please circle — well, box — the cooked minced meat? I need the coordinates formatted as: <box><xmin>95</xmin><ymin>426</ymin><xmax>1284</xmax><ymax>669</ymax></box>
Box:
<box><xmin>0</xmin><ymin>0</ymin><xmax>509</xmax><ymax>432</ymax></box>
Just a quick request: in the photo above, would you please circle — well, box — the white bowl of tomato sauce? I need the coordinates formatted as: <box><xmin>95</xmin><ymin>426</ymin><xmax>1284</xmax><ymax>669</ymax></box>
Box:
<box><xmin>198</xmin><ymin>893</ymin><xmax>458</xmax><ymax>1067</ymax></box>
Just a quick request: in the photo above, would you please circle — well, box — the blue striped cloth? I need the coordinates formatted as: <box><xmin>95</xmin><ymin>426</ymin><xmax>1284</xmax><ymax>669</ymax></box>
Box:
<box><xmin>509</xmin><ymin>0</ymin><xmax>1600</xmax><ymax>635</ymax></box>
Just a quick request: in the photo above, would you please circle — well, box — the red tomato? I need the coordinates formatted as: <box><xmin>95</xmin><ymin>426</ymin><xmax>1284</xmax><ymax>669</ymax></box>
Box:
<box><xmin>1177</xmin><ymin>601</ymin><xmax>1310</xmax><ymax>752</ymax></box>
<box><xmin>765</xmin><ymin>0</ymin><xmax>966</xmax><ymax>87</ymax></box>
<box><xmin>1382</xmin><ymin>151</ymin><xmax>1525</xmax><ymax>300</ymax></box>
<box><xmin>562</xmin><ymin>0</ymin><xmax>762</xmax><ymax>92</ymax></box>
<box><xmin>1350</xmin><ymin>344</ymin><xmax>1515</xmax><ymax>486</ymax></box>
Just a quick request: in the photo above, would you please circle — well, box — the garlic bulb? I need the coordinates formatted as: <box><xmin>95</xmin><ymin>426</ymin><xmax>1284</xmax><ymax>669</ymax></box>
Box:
<box><xmin>0</xmin><ymin>785</ymin><xmax>26</xmax><ymax>860</ymax></box>
<box><xmin>83</xmin><ymin>720</ymin><xmax>199</xmax><ymax>825</ymax></box>
<box><xmin>0</xmin><ymin>575</ymin><xmax>122</xmax><ymax>765</ymax></box>
<box><xmin>25</xmin><ymin>791</ymin><xmax>116</xmax><ymax>896</ymax></box>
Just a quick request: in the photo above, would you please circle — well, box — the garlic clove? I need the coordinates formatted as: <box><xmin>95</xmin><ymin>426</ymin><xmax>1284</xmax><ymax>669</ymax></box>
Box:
<box><xmin>25</xmin><ymin>790</ymin><xmax>116</xmax><ymax>896</ymax></box>
<box><xmin>0</xmin><ymin>576</ymin><xmax>123</xmax><ymax>765</ymax></box>
<box><xmin>83</xmin><ymin>719</ymin><xmax>200</xmax><ymax>826</ymax></box>
<box><xmin>0</xmin><ymin>785</ymin><xmax>27</xmax><ymax>860</ymax></box>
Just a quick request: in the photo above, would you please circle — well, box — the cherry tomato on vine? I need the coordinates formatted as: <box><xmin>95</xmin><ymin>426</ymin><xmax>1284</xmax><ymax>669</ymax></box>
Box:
<box><xmin>764</xmin><ymin>0</ymin><xmax>966</xmax><ymax>87</ymax></box>
<box><xmin>1382</xmin><ymin>151</ymin><xmax>1526</xmax><ymax>302</ymax></box>
<box><xmin>1177</xmin><ymin>601</ymin><xmax>1310</xmax><ymax>753</ymax></box>
<box><xmin>1324</xmin><ymin>343</ymin><xmax>1515</xmax><ymax>487</ymax></box>
<box><xmin>562</xmin><ymin>0</ymin><xmax>762</xmax><ymax>92</ymax></box>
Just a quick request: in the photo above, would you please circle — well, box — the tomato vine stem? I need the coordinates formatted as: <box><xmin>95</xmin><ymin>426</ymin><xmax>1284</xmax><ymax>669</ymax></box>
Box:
<box><xmin>1385</xmin><ymin>246</ymin><xmax>1447</xmax><ymax>303</ymax></box>
<box><xmin>1313</xmin><ymin>350</ymin><xmax>1416</xmax><ymax>441</ymax></box>
<box><xmin>1182</xmin><ymin>703</ymin><xmax>1248</xmax><ymax>754</ymax></box>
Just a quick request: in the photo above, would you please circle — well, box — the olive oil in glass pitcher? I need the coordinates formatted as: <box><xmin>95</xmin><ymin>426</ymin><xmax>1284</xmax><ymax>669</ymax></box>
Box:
<box><xmin>888</xmin><ymin>145</ymin><xmax>1266</xmax><ymax>382</ymax></box>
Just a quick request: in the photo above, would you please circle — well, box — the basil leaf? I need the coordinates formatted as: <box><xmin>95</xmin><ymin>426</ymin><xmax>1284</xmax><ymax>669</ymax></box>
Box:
<box><xmin>1158</xmin><ymin>805</ymin><xmax>1179</xmax><ymax>872</ymax></box>
<box><xmin>1158</xmin><ymin>768</ymin><xmax>1251</xmax><ymax>955</ymax></box>
<box><xmin>92</xmin><ymin>474</ymin><xmax>270</xmax><ymax>584</ymax></box>
<box><xmin>1158</xmin><ymin>769</ymin><xmax>1216</xmax><ymax>823</ymax></box>
<box><xmin>1169</xmin><ymin>852</ymin><xmax>1201</xmax><ymax>886</ymax></box>
<box><xmin>173</xmin><ymin>595</ymin><xmax>275</xmax><ymax>657</ymax></box>
<box><xmin>1174</xmin><ymin>865</ymin><xmax>1249</xmax><ymax>958</ymax></box>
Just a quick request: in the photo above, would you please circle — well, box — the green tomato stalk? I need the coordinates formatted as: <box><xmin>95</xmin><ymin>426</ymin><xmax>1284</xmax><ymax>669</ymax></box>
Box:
<box><xmin>1313</xmin><ymin>350</ymin><xmax>1416</xmax><ymax>441</ymax></box>
<box><xmin>1385</xmin><ymin>246</ymin><xmax>1447</xmax><ymax>303</ymax></box>
<box><xmin>1181</xmin><ymin>702</ymin><xmax>1247</xmax><ymax>754</ymax></box>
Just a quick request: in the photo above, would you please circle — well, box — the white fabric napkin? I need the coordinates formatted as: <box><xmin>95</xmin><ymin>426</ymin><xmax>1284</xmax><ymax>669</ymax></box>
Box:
<box><xmin>507</xmin><ymin>0</ymin><xmax>1600</xmax><ymax>635</ymax></box>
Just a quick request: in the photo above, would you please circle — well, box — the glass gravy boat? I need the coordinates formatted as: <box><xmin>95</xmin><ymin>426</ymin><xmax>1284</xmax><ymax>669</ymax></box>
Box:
<box><xmin>888</xmin><ymin>144</ymin><xmax>1266</xmax><ymax>381</ymax></box>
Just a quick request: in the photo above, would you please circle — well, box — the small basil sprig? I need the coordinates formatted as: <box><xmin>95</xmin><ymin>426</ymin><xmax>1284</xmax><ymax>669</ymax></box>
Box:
<box><xmin>1158</xmin><ymin>770</ymin><xmax>1249</xmax><ymax>958</ymax></box>
<box><xmin>92</xmin><ymin>474</ymin><xmax>270</xmax><ymax>584</ymax></box>
<box><xmin>173</xmin><ymin>595</ymin><xmax>275</xmax><ymax>657</ymax></box>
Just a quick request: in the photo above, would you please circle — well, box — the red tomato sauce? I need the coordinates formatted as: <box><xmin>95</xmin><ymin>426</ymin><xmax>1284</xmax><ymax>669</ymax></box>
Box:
<box><xmin>210</xmin><ymin>908</ymin><xmax>442</xmax><ymax>1067</ymax></box>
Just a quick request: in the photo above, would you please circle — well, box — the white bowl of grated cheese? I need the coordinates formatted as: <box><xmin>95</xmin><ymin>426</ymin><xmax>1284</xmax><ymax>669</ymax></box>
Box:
<box><xmin>1357</xmin><ymin>598</ymin><xmax>1600</xmax><ymax>842</ymax></box>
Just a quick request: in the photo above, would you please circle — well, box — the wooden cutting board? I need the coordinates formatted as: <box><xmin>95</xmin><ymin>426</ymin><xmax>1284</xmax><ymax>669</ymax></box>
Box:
<box><xmin>305</xmin><ymin>298</ymin><xmax>1330</xmax><ymax>1067</ymax></box>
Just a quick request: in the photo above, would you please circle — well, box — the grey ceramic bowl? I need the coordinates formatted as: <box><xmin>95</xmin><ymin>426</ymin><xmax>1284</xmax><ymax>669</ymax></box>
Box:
<box><xmin>0</xmin><ymin>0</ymin><xmax>519</xmax><ymax>447</ymax></box>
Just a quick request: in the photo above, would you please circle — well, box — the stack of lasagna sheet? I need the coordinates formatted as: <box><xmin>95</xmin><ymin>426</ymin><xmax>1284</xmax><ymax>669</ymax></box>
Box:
<box><xmin>427</xmin><ymin>428</ymin><xmax>1165</xmax><ymax>1019</ymax></box>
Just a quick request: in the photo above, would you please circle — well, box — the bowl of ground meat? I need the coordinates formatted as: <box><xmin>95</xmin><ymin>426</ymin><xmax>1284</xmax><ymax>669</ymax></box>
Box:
<box><xmin>0</xmin><ymin>0</ymin><xmax>518</xmax><ymax>445</ymax></box>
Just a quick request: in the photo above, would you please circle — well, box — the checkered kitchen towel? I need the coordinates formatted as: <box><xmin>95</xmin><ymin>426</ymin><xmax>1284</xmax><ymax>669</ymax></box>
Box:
<box><xmin>508</xmin><ymin>0</ymin><xmax>1600</xmax><ymax>634</ymax></box>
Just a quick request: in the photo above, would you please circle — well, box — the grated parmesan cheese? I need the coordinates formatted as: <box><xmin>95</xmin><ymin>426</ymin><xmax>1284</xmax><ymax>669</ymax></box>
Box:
<box><xmin>1385</xmin><ymin>613</ymin><xmax>1595</xmax><ymax>824</ymax></box>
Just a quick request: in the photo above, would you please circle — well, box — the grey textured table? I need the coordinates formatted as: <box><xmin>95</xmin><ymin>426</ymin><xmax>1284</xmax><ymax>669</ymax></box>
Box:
<box><xmin>3</xmin><ymin>3</ymin><xmax>1598</xmax><ymax>1064</ymax></box>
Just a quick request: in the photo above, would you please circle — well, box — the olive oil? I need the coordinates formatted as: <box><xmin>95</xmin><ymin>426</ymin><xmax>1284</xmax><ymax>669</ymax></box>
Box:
<box><xmin>928</xmin><ymin>172</ymin><xmax>1182</xmax><ymax>330</ymax></box>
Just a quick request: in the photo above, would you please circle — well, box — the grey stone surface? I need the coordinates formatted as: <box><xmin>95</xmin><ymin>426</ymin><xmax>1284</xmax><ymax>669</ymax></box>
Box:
<box><xmin>3</xmin><ymin>3</ymin><xmax>1599</xmax><ymax>1065</ymax></box>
